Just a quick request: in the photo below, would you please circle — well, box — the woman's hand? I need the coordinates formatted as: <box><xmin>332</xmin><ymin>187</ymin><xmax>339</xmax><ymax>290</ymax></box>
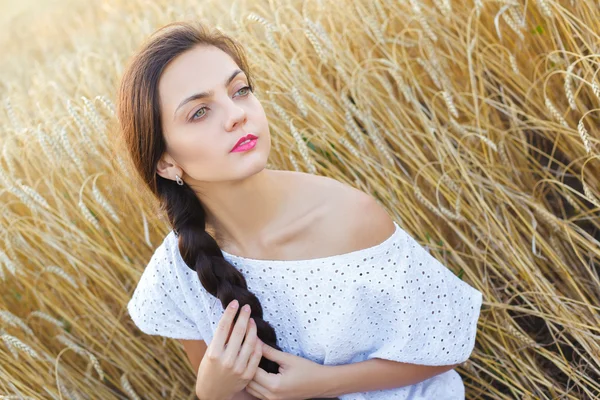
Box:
<box><xmin>245</xmin><ymin>343</ymin><xmax>329</xmax><ymax>400</ymax></box>
<box><xmin>230</xmin><ymin>389</ymin><xmax>260</xmax><ymax>400</ymax></box>
<box><xmin>195</xmin><ymin>300</ymin><xmax>263</xmax><ymax>400</ymax></box>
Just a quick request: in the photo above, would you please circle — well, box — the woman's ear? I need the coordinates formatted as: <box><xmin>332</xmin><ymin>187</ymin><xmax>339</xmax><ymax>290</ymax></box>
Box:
<box><xmin>156</xmin><ymin>154</ymin><xmax>181</xmax><ymax>181</ymax></box>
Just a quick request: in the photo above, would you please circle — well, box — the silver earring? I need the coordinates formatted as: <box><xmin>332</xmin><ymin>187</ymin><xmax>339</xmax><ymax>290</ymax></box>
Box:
<box><xmin>175</xmin><ymin>174</ymin><xmax>184</xmax><ymax>185</ymax></box>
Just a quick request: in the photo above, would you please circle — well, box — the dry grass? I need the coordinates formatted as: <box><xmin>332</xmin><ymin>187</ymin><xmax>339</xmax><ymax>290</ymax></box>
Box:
<box><xmin>0</xmin><ymin>0</ymin><xmax>599</xmax><ymax>398</ymax></box>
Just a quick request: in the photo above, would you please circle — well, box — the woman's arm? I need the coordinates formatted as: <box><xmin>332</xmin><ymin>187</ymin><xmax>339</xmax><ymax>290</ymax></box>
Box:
<box><xmin>315</xmin><ymin>358</ymin><xmax>460</xmax><ymax>398</ymax></box>
<box><xmin>230</xmin><ymin>390</ymin><xmax>259</xmax><ymax>400</ymax></box>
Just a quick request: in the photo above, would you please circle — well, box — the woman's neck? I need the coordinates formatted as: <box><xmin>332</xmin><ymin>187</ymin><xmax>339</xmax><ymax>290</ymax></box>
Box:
<box><xmin>201</xmin><ymin>169</ymin><xmax>298</xmax><ymax>253</ymax></box>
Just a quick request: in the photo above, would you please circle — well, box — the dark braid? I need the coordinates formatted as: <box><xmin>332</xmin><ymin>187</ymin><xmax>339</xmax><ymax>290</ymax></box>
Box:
<box><xmin>159</xmin><ymin>178</ymin><xmax>281</xmax><ymax>373</ymax></box>
<box><xmin>116</xmin><ymin>21</ymin><xmax>281</xmax><ymax>373</ymax></box>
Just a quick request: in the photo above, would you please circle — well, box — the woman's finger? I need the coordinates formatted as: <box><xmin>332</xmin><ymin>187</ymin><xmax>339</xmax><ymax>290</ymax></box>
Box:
<box><xmin>244</xmin><ymin>385</ymin><xmax>266</xmax><ymax>400</ymax></box>
<box><xmin>211</xmin><ymin>299</ymin><xmax>239</xmax><ymax>350</ymax></box>
<box><xmin>235</xmin><ymin>318</ymin><xmax>257</xmax><ymax>369</ymax></box>
<box><xmin>243</xmin><ymin>340</ymin><xmax>263</xmax><ymax>379</ymax></box>
<box><xmin>246</xmin><ymin>378</ymin><xmax>270</xmax><ymax>400</ymax></box>
<box><xmin>223</xmin><ymin>303</ymin><xmax>252</xmax><ymax>361</ymax></box>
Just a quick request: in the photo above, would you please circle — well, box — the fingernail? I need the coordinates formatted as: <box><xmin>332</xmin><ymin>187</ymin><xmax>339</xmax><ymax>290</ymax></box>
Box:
<box><xmin>230</xmin><ymin>300</ymin><xmax>239</xmax><ymax>309</ymax></box>
<box><xmin>243</xmin><ymin>304</ymin><xmax>251</xmax><ymax>312</ymax></box>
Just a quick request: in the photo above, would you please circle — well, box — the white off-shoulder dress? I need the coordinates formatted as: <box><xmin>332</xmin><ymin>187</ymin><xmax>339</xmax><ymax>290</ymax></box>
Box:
<box><xmin>127</xmin><ymin>221</ymin><xmax>483</xmax><ymax>399</ymax></box>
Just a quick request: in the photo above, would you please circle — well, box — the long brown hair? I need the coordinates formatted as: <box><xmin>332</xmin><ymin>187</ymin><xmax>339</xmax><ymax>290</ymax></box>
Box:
<box><xmin>116</xmin><ymin>21</ymin><xmax>281</xmax><ymax>373</ymax></box>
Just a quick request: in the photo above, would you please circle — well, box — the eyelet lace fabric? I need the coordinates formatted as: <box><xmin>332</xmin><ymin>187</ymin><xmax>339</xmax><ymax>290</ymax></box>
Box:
<box><xmin>127</xmin><ymin>221</ymin><xmax>483</xmax><ymax>399</ymax></box>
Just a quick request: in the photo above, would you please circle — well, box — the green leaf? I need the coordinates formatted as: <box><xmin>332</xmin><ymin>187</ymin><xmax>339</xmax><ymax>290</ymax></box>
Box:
<box><xmin>531</xmin><ymin>25</ymin><xmax>544</xmax><ymax>35</ymax></box>
<box><xmin>59</xmin><ymin>317</ymin><xmax>72</xmax><ymax>333</ymax></box>
<box><xmin>457</xmin><ymin>268</ymin><xmax>464</xmax><ymax>280</ymax></box>
<box><xmin>372</xmin><ymin>190</ymin><xmax>383</xmax><ymax>203</ymax></box>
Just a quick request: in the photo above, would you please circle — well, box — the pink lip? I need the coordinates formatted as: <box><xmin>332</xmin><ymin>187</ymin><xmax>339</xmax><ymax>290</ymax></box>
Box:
<box><xmin>231</xmin><ymin>134</ymin><xmax>259</xmax><ymax>152</ymax></box>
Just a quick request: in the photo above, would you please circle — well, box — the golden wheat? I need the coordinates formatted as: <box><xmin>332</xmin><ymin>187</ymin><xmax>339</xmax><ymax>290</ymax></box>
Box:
<box><xmin>1</xmin><ymin>0</ymin><xmax>599</xmax><ymax>398</ymax></box>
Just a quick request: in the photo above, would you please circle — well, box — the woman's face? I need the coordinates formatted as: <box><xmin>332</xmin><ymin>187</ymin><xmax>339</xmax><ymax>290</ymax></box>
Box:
<box><xmin>157</xmin><ymin>45</ymin><xmax>271</xmax><ymax>183</ymax></box>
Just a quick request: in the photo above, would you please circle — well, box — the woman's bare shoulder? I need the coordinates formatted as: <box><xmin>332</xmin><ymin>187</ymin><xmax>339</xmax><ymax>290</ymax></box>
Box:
<box><xmin>282</xmin><ymin>171</ymin><xmax>395</xmax><ymax>253</ymax></box>
<box><xmin>279</xmin><ymin>170</ymin><xmax>364</xmax><ymax>199</ymax></box>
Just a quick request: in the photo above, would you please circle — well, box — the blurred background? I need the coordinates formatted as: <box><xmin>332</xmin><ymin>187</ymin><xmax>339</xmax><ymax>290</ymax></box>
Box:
<box><xmin>0</xmin><ymin>0</ymin><xmax>599</xmax><ymax>398</ymax></box>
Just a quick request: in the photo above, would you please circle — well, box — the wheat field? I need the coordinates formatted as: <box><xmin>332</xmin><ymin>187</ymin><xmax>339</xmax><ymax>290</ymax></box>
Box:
<box><xmin>0</xmin><ymin>0</ymin><xmax>599</xmax><ymax>398</ymax></box>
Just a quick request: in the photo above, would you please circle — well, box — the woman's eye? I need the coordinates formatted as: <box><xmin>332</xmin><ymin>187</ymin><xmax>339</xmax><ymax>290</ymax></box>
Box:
<box><xmin>191</xmin><ymin>107</ymin><xmax>207</xmax><ymax>121</ymax></box>
<box><xmin>235</xmin><ymin>86</ymin><xmax>252</xmax><ymax>97</ymax></box>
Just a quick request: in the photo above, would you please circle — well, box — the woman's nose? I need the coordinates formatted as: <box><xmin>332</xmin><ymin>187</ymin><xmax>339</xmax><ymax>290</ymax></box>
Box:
<box><xmin>224</xmin><ymin>102</ymin><xmax>247</xmax><ymax>132</ymax></box>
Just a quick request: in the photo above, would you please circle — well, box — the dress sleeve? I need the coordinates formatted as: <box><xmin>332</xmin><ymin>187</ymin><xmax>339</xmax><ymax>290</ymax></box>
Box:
<box><xmin>127</xmin><ymin>241</ymin><xmax>203</xmax><ymax>340</ymax></box>
<box><xmin>364</xmin><ymin>228</ymin><xmax>483</xmax><ymax>366</ymax></box>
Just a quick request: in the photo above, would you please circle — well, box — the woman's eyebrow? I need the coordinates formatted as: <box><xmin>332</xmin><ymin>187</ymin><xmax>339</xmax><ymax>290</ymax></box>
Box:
<box><xmin>173</xmin><ymin>69</ymin><xmax>243</xmax><ymax>119</ymax></box>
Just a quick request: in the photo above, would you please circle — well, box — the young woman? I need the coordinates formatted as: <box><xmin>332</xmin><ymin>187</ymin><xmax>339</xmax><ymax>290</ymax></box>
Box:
<box><xmin>118</xmin><ymin>21</ymin><xmax>483</xmax><ymax>400</ymax></box>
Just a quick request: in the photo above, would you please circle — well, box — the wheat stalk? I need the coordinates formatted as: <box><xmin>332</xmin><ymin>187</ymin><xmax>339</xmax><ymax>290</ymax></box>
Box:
<box><xmin>576</xmin><ymin>119</ymin><xmax>593</xmax><ymax>154</ymax></box>
<box><xmin>344</xmin><ymin>110</ymin><xmax>368</xmax><ymax>150</ymax></box>
<box><xmin>307</xmin><ymin>91</ymin><xmax>335</xmax><ymax>113</ymax></box>
<box><xmin>417</xmin><ymin>58</ymin><xmax>442</xmax><ymax>89</ymax></box>
<box><xmin>364</xmin><ymin>15</ymin><xmax>386</xmax><ymax>45</ymax></box>
<box><xmin>532</xmin><ymin>203</ymin><xmax>561</xmax><ymax>232</ymax></box>
<box><xmin>409</xmin><ymin>0</ymin><xmax>437</xmax><ymax>41</ymax></box>
<box><xmin>42</xmin><ymin>266</ymin><xmax>79</xmax><ymax>289</ymax></box>
<box><xmin>508</xmin><ymin>53</ymin><xmax>520</xmax><ymax>75</ymax></box>
<box><xmin>564</xmin><ymin>64</ymin><xmax>577</xmax><ymax>110</ymax></box>
<box><xmin>290</xmin><ymin>87</ymin><xmax>309</xmax><ymax>117</ymax></box>
<box><xmin>2</xmin><ymin>142</ymin><xmax>17</xmax><ymax>177</ymax></box>
<box><xmin>57</xmin><ymin>126</ymin><xmax>85</xmax><ymax>175</ymax></box>
<box><xmin>15</xmin><ymin>180</ymin><xmax>51</xmax><ymax>211</ymax></box>
<box><xmin>94</xmin><ymin>95</ymin><xmax>115</xmax><ymax>116</ymax></box>
<box><xmin>442</xmin><ymin>91</ymin><xmax>459</xmax><ymax>118</ymax></box>
<box><xmin>0</xmin><ymin>251</ymin><xmax>17</xmax><ymax>277</ymax></box>
<box><xmin>508</xmin><ymin>6</ymin><xmax>526</xmax><ymax>28</ymax></box>
<box><xmin>501</xmin><ymin>10</ymin><xmax>525</xmax><ymax>41</ymax></box>
<box><xmin>0</xmin><ymin>311</ymin><xmax>34</xmax><ymax>336</ymax></box>
<box><xmin>55</xmin><ymin>335</ymin><xmax>105</xmax><ymax>381</ymax></box>
<box><xmin>269</xmin><ymin>97</ymin><xmax>292</xmax><ymax>124</ymax></box>
<box><xmin>28</xmin><ymin>311</ymin><xmax>66</xmax><ymax>329</ymax></box>
<box><xmin>337</xmin><ymin>136</ymin><xmax>361</xmax><ymax>159</ymax></box>
<box><xmin>0</xmin><ymin>259</ymin><xmax>5</xmax><ymax>281</ymax></box>
<box><xmin>414</xmin><ymin>184</ymin><xmax>446</xmax><ymax>219</ymax></box>
<box><xmin>287</xmin><ymin>152</ymin><xmax>301</xmax><ymax>172</ymax></box>
<box><xmin>535</xmin><ymin>0</ymin><xmax>553</xmax><ymax>19</ymax></box>
<box><xmin>81</xmin><ymin>96</ymin><xmax>107</xmax><ymax>140</ymax></box>
<box><xmin>592</xmin><ymin>80</ymin><xmax>600</xmax><ymax>99</ymax></box>
<box><xmin>474</xmin><ymin>0</ymin><xmax>483</xmax><ymax>15</ymax></box>
<box><xmin>544</xmin><ymin>96</ymin><xmax>568</xmax><ymax>127</ymax></box>
<box><xmin>382</xmin><ymin>62</ymin><xmax>414</xmax><ymax>102</ymax></box>
<box><xmin>246</xmin><ymin>13</ymin><xmax>279</xmax><ymax>50</ymax></box>
<box><xmin>582</xmin><ymin>181</ymin><xmax>600</xmax><ymax>207</ymax></box>
<box><xmin>67</xmin><ymin>100</ymin><xmax>100</xmax><ymax>158</ymax></box>
<box><xmin>506</xmin><ymin>324</ymin><xmax>541</xmax><ymax>350</ymax></box>
<box><xmin>3</xmin><ymin>98</ymin><xmax>22</xmax><ymax>131</ymax></box>
<box><xmin>115</xmin><ymin>154</ymin><xmax>132</xmax><ymax>178</ymax></box>
<box><xmin>368</xmin><ymin>127</ymin><xmax>395</xmax><ymax>167</ymax></box>
<box><xmin>92</xmin><ymin>177</ymin><xmax>121</xmax><ymax>223</ymax></box>
<box><xmin>304</xmin><ymin>19</ymin><xmax>335</xmax><ymax>51</ymax></box>
<box><xmin>289</xmin><ymin>121</ymin><xmax>317</xmax><ymax>174</ymax></box>
<box><xmin>35</xmin><ymin>126</ymin><xmax>62</xmax><ymax>163</ymax></box>
<box><xmin>304</xmin><ymin>29</ymin><xmax>328</xmax><ymax>62</ymax></box>
<box><xmin>1</xmin><ymin>335</ymin><xmax>40</xmax><ymax>360</ymax></box>
<box><xmin>78</xmin><ymin>199</ymin><xmax>101</xmax><ymax>231</ymax></box>
<box><xmin>141</xmin><ymin>210</ymin><xmax>151</xmax><ymax>247</ymax></box>
<box><xmin>120</xmin><ymin>373</ymin><xmax>142</xmax><ymax>400</ymax></box>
